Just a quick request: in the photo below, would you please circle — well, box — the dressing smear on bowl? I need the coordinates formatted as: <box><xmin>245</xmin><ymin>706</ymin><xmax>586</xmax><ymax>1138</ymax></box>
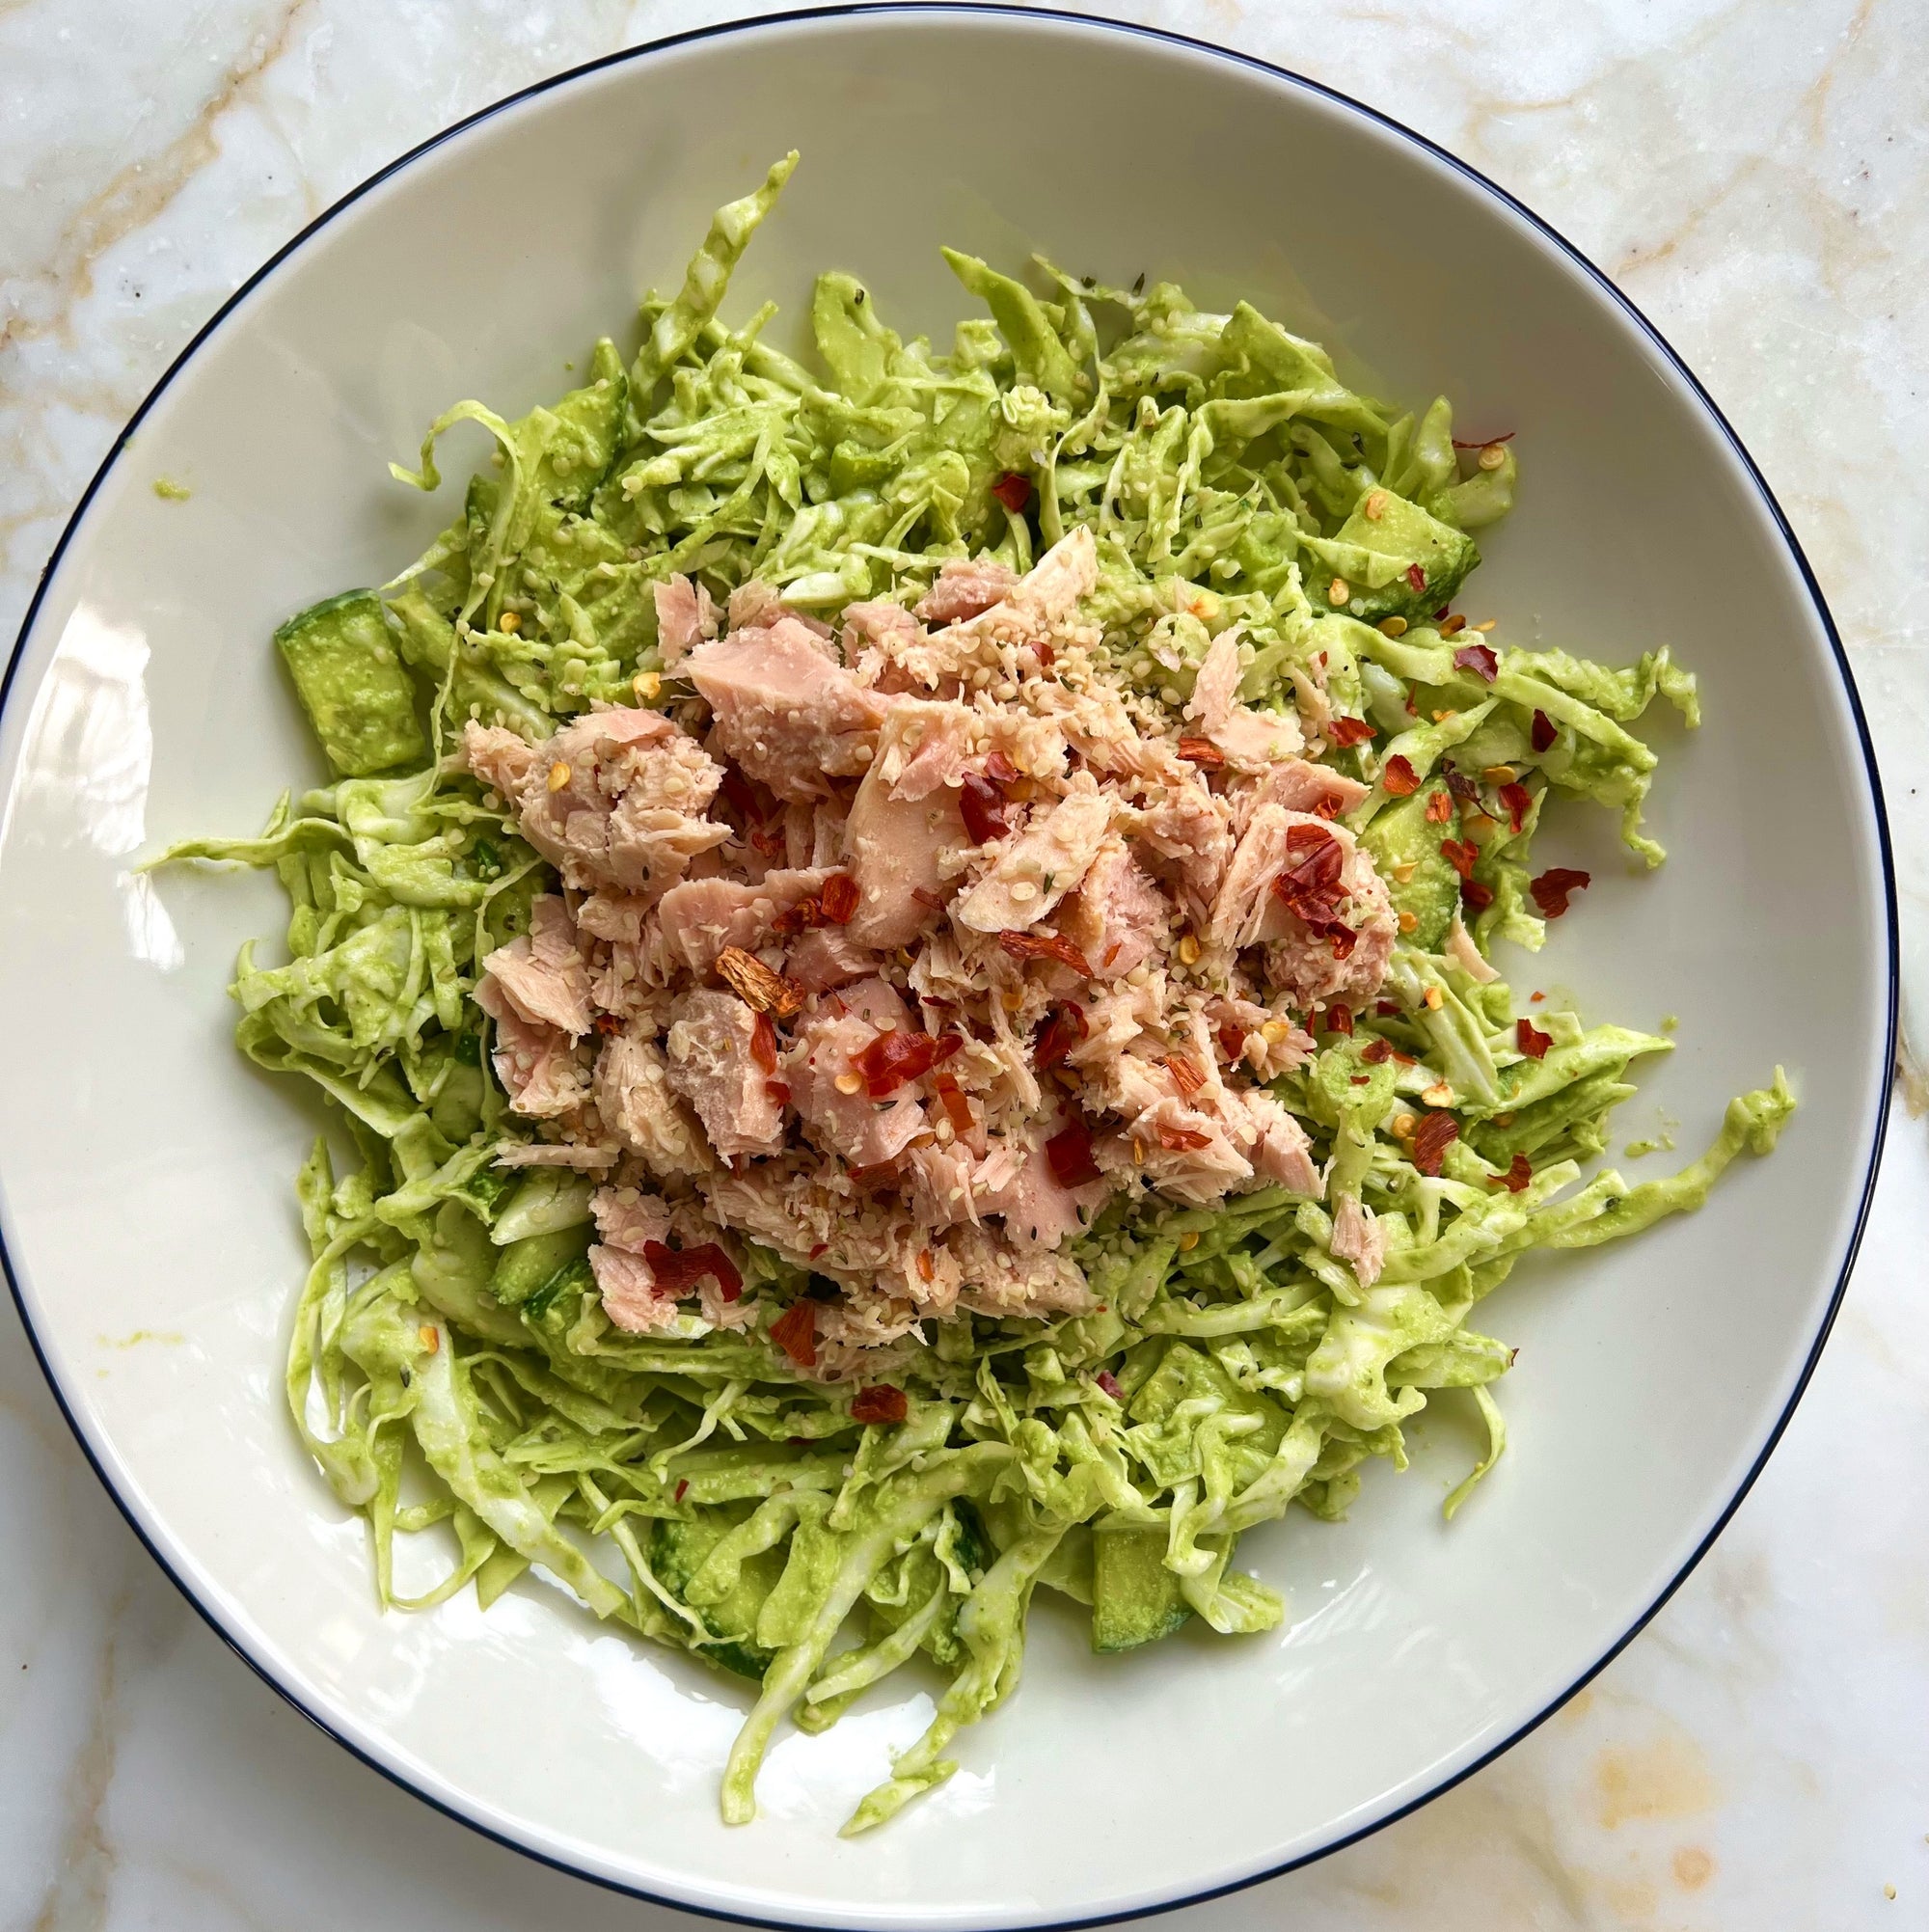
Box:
<box><xmin>159</xmin><ymin>152</ymin><xmax>1789</xmax><ymax>1836</ymax></box>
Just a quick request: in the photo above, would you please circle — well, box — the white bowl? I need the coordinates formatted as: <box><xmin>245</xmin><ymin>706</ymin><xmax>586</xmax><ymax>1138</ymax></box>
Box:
<box><xmin>0</xmin><ymin>10</ymin><xmax>1893</xmax><ymax>1926</ymax></box>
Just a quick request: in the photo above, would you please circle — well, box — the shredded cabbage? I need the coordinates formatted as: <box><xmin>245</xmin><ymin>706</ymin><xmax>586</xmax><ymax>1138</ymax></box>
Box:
<box><xmin>157</xmin><ymin>155</ymin><xmax>1790</xmax><ymax>1836</ymax></box>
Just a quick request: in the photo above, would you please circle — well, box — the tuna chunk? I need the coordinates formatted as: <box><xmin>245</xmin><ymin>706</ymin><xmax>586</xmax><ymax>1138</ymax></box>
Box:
<box><xmin>915</xmin><ymin>557</ymin><xmax>1019</xmax><ymax>624</ymax></box>
<box><xmin>591</xmin><ymin>1244</ymin><xmax>680</xmax><ymax>1333</ymax></box>
<box><xmin>479</xmin><ymin>895</ymin><xmax>592</xmax><ymax>1035</ymax></box>
<box><xmin>474</xmin><ymin>977</ymin><xmax>586</xmax><ymax>1119</ymax></box>
<box><xmin>1128</xmin><ymin>781</ymin><xmax>1233</xmax><ymax>924</ymax></box>
<box><xmin>983</xmin><ymin>1137</ymin><xmax>1108</xmax><ymax>1251</ymax></box>
<box><xmin>1226</xmin><ymin>1088</ymin><xmax>1323</xmax><ymax>1196</ymax></box>
<box><xmin>785</xmin><ymin>925</ymin><xmax>878</xmax><ymax>993</ymax></box>
<box><xmin>1209</xmin><ymin>803</ymin><xmax>1294</xmax><ymax>951</ymax></box>
<box><xmin>1106</xmin><ymin>1096</ymin><xmax>1251</xmax><ymax>1205</ymax></box>
<box><xmin>786</xmin><ymin>980</ymin><xmax>927</xmax><ymax>1167</ymax></box>
<box><xmin>652</xmin><ymin>867</ymin><xmax>834</xmax><ymax>973</ymax></box>
<box><xmin>665</xmin><ymin>989</ymin><xmax>785</xmax><ymax>1158</ymax></box>
<box><xmin>842</xmin><ymin>599</ymin><xmax>926</xmax><ymax>656</ymax></box>
<box><xmin>1184</xmin><ymin>629</ymin><xmax>1304</xmax><ymax>768</ymax></box>
<box><xmin>843</xmin><ymin>759</ymin><xmax>967</xmax><ymax>951</ymax></box>
<box><xmin>1330</xmin><ymin>1194</ymin><xmax>1387</xmax><ymax>1288</ymax></box>
<box><xmin>881</xmin><ymin>699</ymin><xmax>980</xmax><ymax>802</ymax></box>
<box><xmin>462</xmin><ymin>710</ymin><xmax>726</xmax><ymax>898</ymax></box>
<box><xmin>1445</xmin><ymin>914</ymin><xmax>1499</xmax><ymax>984</ymax></box>
<box><xmin>947</xmin><ymin>526</ymin><xmax>1096</xmax><ymax>642</ymax></box>
<box><xmin>953</xmin><ymin>775</ymin><xmax>1115</xmax><ymax>933</ymax></box>
<box><xmin>688</xmin><ymin>618</ymin><xmax>890</xmax><ymax>802</ymax></box>
<box><xmin>593</xmin><ymin>1027</ymin><xmax>713</xmax><ymax>1177</ymax></box>
<box><xmin>1059</xmin><ymin>836</ymin><xmax>1168</xmax><ymax>980</ymax></box>
<box><xmin>1252</xmin><ymin>818</ymin><xmax>1398</xmax><ymax>1007</ymax></box>
<box><xmin>1232</xmin><ymin>756</ymin><xmax>1369</xmax><ymax>831</ymax></box>
<box><xmin>653</xmin><ymin>574</ymin><xmax>720</xmax><ymax>667</ymax></box>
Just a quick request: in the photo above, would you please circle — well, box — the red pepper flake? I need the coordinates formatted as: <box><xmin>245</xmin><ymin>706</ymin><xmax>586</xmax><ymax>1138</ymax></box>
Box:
<box><xmin>1491</xmin><ymin>1153</ymin><xmax>1533</xmax><ymax>1193</ymax></box>
<box><xmin>1530</xmin><ymin>991</ymin><xmax>1545</xmax><ymax>1003</ymax></box>
<box><xmin>847</xmin><ymin>1158</ymin><xmax>900</xmax><ymax>1189</ymax></box>
<box><xmin>1454</xmin><ymin>642</ymin><xmax>1499</xmax><ymax>683</ymax></box>
<box><xmin>1411</xmin><ymin>1111</ymin><xmax>1460</xmax><ymax>1176</ymax></box>
<box><xmin>985</xmin><ymin>748</ymin><xmax>1020</xmax><ymax>787</ymax></box>
<box><xmin>764</xmin><ymin>1078</ymin><xmax>792</xmax><ymax>1104</ymax></box>
<box><xmin>1516</xmin><ymin>1018</ymin><xmax>1552</xmax><ymax>1059</ymax></box>
<box><xmin>1328</xmin><ymin>925</ymin><xmax>1358</xmax><ymax>961</ymax></box>
<box><xmin>674</xmin><ymin>1479</ymin><xmax>690</xmax><ymax>1503</ymax></box>
<box><xmin>1162</xmin><ymin>1053</ymin><xmax>1205</xmax><ymax>1097</ymax></box>
<box><xmin>1155</xmin><ymin>1123</ymin><xmax>1213</xmax><ymax>1153</ymax></box>
<box><xmin>854</xmin><ymin>1027</ymin><xmax>962</xmax><ymax>1098</ymax></box>
<box><xmin>992</xmin><ymin>471</ymin><xmax>1032</xmax><ymax>513</ymax></box>
<box><xmin>999</xmin><ymin>930</ymin><xmax>1094</xmax><ymax>976</ymax></box>
<box><xmin>1451</xmin><ymin>431</ymin><xmax>1515</xmax><ymax>449</ymax></box>
<box><xmin>808</xmin><ymin>1241</ymin><xmax>829</xmax><ymax>1259</ymax></box>
<box><xmin>932</xmin><ymin>1073</ymin><xmax>975</xmax><ymax>1135</ymax></box>
<box><xmin>643</xmin><ymin>1239</ymin><xmax>743</xmax><ymax>1302</ymax></box>
<box><xmin>1531</xmin><ymin>709</ymin><xmax>1558</xmax><ymax>754</ymax></box>
<box><xmin>1375</xmin><ymin>999</ymin><xmax>1400</xmax><ymax>1018</ymax></box>
<box><xmin>750</xmin><ymin>1010</ymin><xmax>778</xmax><ymax>1074</ymax></box>
<box><xmin>1326</xmin><ymin>1004</ymin><xmax>1354</xmax><ymax>1036</ymax></box>
<box><xmin>1034</xmin><ymin>640</ymin><xmax>1055</xmax><ymax>668</ymax></box>
<box><xmin>1440</xmin><ymin>614</ymin><xmax>1467</xmax><ymax>639</ymax></box>
<box><xmin>818</xmin><ymin>872</ymin><xmax>859</xmax><ymax>924</ymax></box>
<box><xmin>1312</xmin><ymin>794</ymin><xmax>1344</xmax><ymax>820</ymax></box>
<box><xmin>1178</xmin><ymin>735</ymin><xmax>1226</xmax><ymax>770</ymax></box>
<box><xmin>593</xmin><ymin>1013</ymin><xmax>624</xmax><ymax>1037</ymax></box>
<box><xmin>1381</xmin><ymin>753</ymin><xmax>1419</xmax><ymax>797</ymax></box>
<box><xmin>1439</xmin><ymin>838</ymin><xmax>1480</xmax><ymax>881</ymax></box>
<box><xmin>1461</xmin><ymin>879</ymin><xmax>1495</xmax><ymax>911</ymax></box>
<box><xmin>1035</xmin><ymin>1004</ymin><xmax>1090</xmax><ymax>1072</ymax></box>
<box><xmin>915</xmin><ymin>1248</ymin><xmax>935</xmax><ymax>1283</ymax></box>
<box><xmin>910</xmin><ymin>886</ymin><xmax>946</xmax><ymax>912</ymax></box>
<box><xmin>1046</xmin><ymin>1119</ymin><xmax>1101</xmax><ymax>1187</ymax></box>
<box><xmin>1360</xmin><ymin>1038</ymin><xmax>1392</xmax><ymax>1064</ymax></box>
<box><xmin>1498</xmin><ymin>781</ymin><xmax>1533</xmax><ymax>834</ymax></box>
<box><xmin>1095</xmin><ymin>1370</ymin><xmax>1124</xmax><ymax>1402</ymax></box>
<box><xmin>1326</xmin><ymin>716</ymin><xmax>1375</xmax><ymax>748</ymax></box>
<box><xmin>1216</xmin><ymin>1021</ymin><xmax>1246</xmax><ymax>1062</ymax></box>
<box><xmin>1530</xmin><ymin>867</ymin><xmax>1591</xmax><ymax>918</ymax></box>
<box><xmin>1424</xmin><ymin>790</ymin><xmax>1454</xmax><ymax>825</ymax></box>
<box><xmin>851</xmin><ymin>1385</ymin><xmax>909</xmax><ymax>1425</ymax></box>
<box><xmin>960</xmin><ymin>771</ymin><xmax>1010</xmax><ymax>845</ymax></box>
<box><xmin>770</xmin><ymin>1300</ymin><xmax>817</xmax><ymax>1368</ymax></box>
<box><xmin>749</xmin><ymin>825</ymin><xmax>787</xmax><ymax>859</ymax></box>
<box><xmin>1405</xmin><ymin>562</ymin><xmax>1427</xmax><ymax>593</ymax></box>
<box><xmin>1443</xmin><ymin>766</ymin><xmax>1481</xmax><ymax>804</ymax></box>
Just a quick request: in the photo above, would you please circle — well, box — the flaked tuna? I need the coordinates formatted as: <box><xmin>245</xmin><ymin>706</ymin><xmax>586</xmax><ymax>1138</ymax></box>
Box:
<box><xmin>688</xmin><ymin>618</ymin><xmax>889</xmax><ymax>801</ymax></box>
<box><xmin>1185</xmin><ymin>629</ymin><xmax>1304</xmax><ymax>768</ymax></box>
<box><xmin>843</xmin><ymin>757</ymin><xmax>966</xmax><ymax>951</ymax></box>
<box><xmin>653</xmin><ymin>574</ymin><xmax>720</xmax><ymax>667</ymax></box>
<box><xmin>481</xmin><ymin>895</ymin><xmax>593</xmax><ymax>1035</ymax></box>
<box><xmin>915</xmin><ymin>557</ymin><xmax>1019</xmax><ymax>624</ymax></box>
<box><xmin>474</xmin><ymin>976</ymin><xmax>587</xmax><ymax>1118</ymax></box>
<box><xmin>953</xmin><ymin>774</ymin><xmax>1114</xmax><ymax>933</ymax></box>
<box><xmin>653</xmin><ymin>867</ymin><xmax>835</xmax><ymax>972</ymax></box>
<box><xmin>1330</xmin><ymin>1193</ymin><xmax>1388</xmax><ymax>1288</ymax></box>
<box><xmin>666</xmin><ymin>988</ymin><xmax>786</xmax><ymax>1158</ymax></box>
<box><xmin>592</xmin><ymin>1027</ymin><xmax>713</xmax><ymax>1176</ymax></box>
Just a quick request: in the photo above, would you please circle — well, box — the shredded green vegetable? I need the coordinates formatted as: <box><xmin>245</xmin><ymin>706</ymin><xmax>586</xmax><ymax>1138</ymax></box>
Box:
<box><xmin>158</xmin><ymin>155</ymin><xmax>1791</xmax><ymax>1837</ymax></box>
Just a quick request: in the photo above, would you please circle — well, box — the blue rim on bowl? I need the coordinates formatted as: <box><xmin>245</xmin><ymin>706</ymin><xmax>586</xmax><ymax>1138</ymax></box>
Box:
<box><xmin>1</xmin><ymin>7</ymin><xmax>1896</xmax><ymax>1925</ymax></box>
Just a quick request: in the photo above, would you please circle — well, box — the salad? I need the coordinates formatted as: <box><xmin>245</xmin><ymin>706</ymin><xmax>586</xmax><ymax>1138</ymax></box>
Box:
<box><xmin>162</xmin><ymin>153</ymin><xmax>1790</xmax><ymax>1836</ymax></box>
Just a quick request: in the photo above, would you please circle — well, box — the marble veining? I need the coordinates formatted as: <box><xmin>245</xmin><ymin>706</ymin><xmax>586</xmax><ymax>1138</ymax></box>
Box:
<box><xmin>3</xmin><ymin>3</ymin><xmax>1926</xmax><ymax>1926</ymax></box>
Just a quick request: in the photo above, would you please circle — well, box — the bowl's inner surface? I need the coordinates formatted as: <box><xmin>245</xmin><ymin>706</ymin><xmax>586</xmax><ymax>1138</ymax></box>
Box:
<box><xmin>0</xmin><ymin>14</ymin><xmax>1885</xmax><ymax>1928</ymax></box>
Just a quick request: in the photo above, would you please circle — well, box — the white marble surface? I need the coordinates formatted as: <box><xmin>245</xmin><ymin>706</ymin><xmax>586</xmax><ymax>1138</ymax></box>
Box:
<box><xmin>3</xmin><ymin>2</ymin><xmax>1926</xmax><ymax>1925</ymax></box>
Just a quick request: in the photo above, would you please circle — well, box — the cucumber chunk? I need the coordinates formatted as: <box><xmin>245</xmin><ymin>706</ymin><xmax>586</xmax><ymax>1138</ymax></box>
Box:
<box><xmin>1091</xmin><ymin>1525</ymin><xmax>1191</xmax><ymax>1654</ymax></box>
<box><xmin>275</xmin><ymin>588</ymin><xmax>427</xmax><ymax>776</ymax></box>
